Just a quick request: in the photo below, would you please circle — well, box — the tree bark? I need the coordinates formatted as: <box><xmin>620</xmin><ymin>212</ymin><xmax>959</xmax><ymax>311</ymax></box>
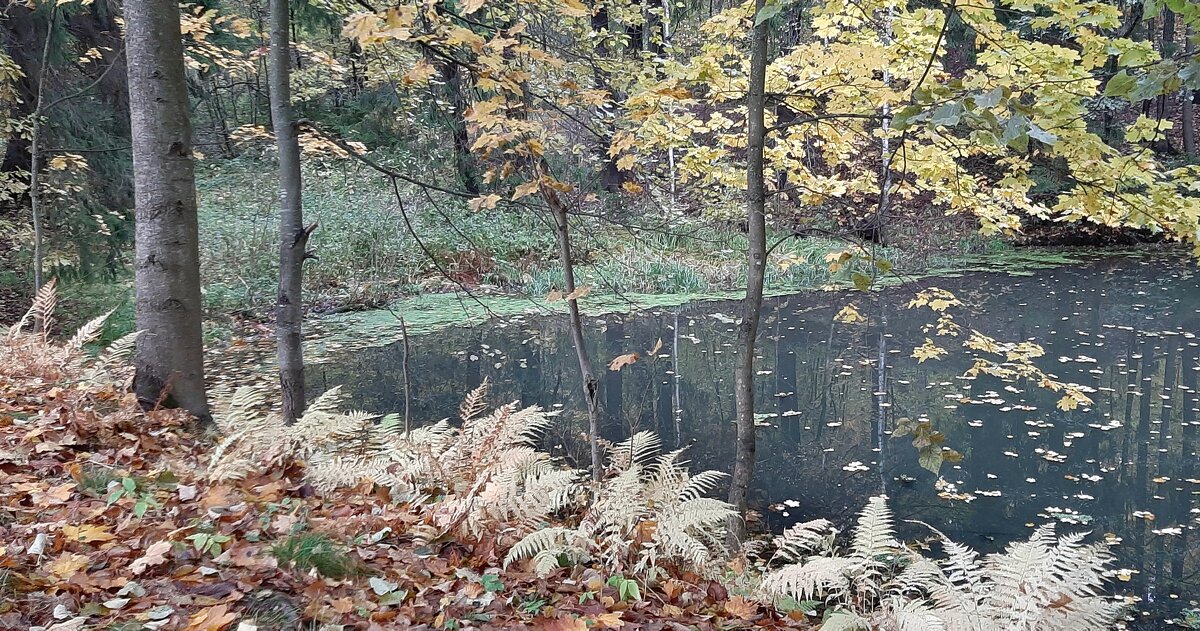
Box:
<box><xmin>441</xmin><ymin>61</ymin><xmax>480</xmax><ymax>195</ymax></box>
<box><xmin>1156</xmin><ymin>8</ymin><xmax>1175</xmax><ymax>152</ymax></box>
<box><xmin>126</xmin><ymin>0</ymin><xmax>209</xmax><ymax>419</ymax></box>
<box><xmin>1141</xmin><ymin>15</ymin><xmax>1156</xmax><ymax>117</ymax></box>
<box><xmin>591</xmin><ymin>3</ymin><xmax>625</xmax><ymax>192</ymax></box>
<box><xmin>728</xmin><ymin>0</ymin><xmax>768</xmax><ymax>545</ymax></box>
<box><xmin>269</xmin><ymin>0</ymin><xmax>308</xmax><ymax>423</ymax></box>
<box><xmin>29</xmin><ymin>4</ymin><xmax>56</xmax><ymax>311</ymax></box>
<box><xmin>543</xmin><ymin>180</ymin><xmax>603</xmax><ymax>482</ymax></box>
<box><xmin>875</xmin><ymin>0</ymin><xmax>894</xmax><ymax>243</ymax></box>
<box><xmin>1185</xmin><ymin>29</ymin><xmax>1195</xmax><ymax>155</ymax></box>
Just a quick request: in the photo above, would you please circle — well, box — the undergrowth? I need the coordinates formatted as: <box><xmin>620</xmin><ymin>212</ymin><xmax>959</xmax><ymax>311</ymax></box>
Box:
<box><xmin>194</xmin><ymin>157</ymin><xmax>998</xmax><ymax>318</ymax></box>
<box><xmin>0</xmin><ymin>285</ymin><xmax>1127</xmax><ymax>629</ymax></box>
<box><xmin>270</xmin><ymin>532</ymin><xmax>360</xmax><ymax>579</ymax></box>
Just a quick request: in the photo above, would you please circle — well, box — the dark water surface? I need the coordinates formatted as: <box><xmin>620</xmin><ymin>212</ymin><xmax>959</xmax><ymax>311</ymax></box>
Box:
<box><xmin>315</xmin><ymin>254</ymin><xmax>1200</xmax><ymax>626</ymax></box>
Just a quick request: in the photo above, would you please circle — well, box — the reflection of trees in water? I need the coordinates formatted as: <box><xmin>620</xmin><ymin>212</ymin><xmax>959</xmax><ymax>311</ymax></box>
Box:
<box><xmin>314</xmin><ymin>258</ymin><xmax>1200</xmax><ymax>618</ymax></box>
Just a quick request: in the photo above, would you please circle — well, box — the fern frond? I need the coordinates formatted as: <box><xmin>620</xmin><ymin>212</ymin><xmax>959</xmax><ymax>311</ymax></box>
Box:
<box><xmin>531</xmin><ymin>548</ymin><xmax>564</xmax><ymax>577</ymax></box>
<box><xmin>774</xmin><ymin>518</ymin><xmax>836</xmax><ymax>561</ymax></box>
<box><xmin>820</xmin><ymin>610</ymin><xmax>872</xmax><ymax>631</ymax></box>
<box><xmin>880</xmin><ymin>598</ymin><xmax>947</xmax><ymax>631</ymax></box>
<box><xmin>611</xmin><ymin>431</ymin><xmax>661</xmax><ymax>470</ymax></box>
<box><xmin>379</xmin><ymin>413</ymin><xmax>403</xmax><ymax>433</ymax></box>
<box><xmin>762</xmin><ymin>498</ymin><xmax>1120</xmax><ymax>631</ymax></box>
<box><xmin>66</xmin><ymin>310</ymin><xmax>113</xmax><ymax>351</ymax></box>
<box><xmin>504</xmin><ymin>526</ymin><xmax>577</xmax><ymax>569</ymax></box>
<box><xmin>11</xmin><ymin>278</ymin><xmax>57</xmax><ymax>337</ymax></box>
<box><xmin>94</xmin><ymin>330</ymin><xmax>140</xmax><ymax>366</ymax></box>
<box><xmin>303</xmin><ymin>386</ymin><xmax>346</xmax><ymax>417</ymax></box>
<box><xmin>761</xmin><ymin>556</ymin><xmax>858</xmax><ymax>602</ymax></box>
<box><xmin>677</xmin><ymin>469</ymin><xmax>727</xmax><ymax>502</ymax></box>
<box><xmin>851</xmin><ymin>495</ymin><xmax>897</xmax><ymax>560</ymax></box>
<box><xmin>459</xmin><ymin>378</ymin><xmax>490</xmax><ymax>422</ymax></box>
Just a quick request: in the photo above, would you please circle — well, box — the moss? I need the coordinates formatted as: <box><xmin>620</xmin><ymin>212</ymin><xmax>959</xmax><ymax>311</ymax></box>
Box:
<box><xmin>304</xmin><ymin>246</ymin><xmax>1140</xmax><ymax>358</ymax></box>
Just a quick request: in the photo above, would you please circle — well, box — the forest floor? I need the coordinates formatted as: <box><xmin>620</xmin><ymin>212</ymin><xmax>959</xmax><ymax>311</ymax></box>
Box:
<box><xmin>0</xmin><ymin>327</ymin><xmax>811</xmax><ymax>630</ymax></box>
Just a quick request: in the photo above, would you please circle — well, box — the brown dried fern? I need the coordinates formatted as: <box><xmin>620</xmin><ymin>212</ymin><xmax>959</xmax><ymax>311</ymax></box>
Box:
<box><xmin>459</xmin><ymin>378</ymin><xmax>490</xmax><ymax>423</ymax></box>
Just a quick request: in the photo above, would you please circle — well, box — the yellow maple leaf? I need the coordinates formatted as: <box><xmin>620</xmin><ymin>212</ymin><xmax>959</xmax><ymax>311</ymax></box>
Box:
<box><xmin>402</xmin><ymin>59</ymin><xmax>437</xmax><ymax>85</ymax></box>
<box><xmin>129</xmin><ymin>540</ymin><xmax>173</xmax><ymax>575</ymax></box>
<box><xmin>32</xmin><ymin>482</ymin><xmax>76</xmax><ymax>507</ymax></box>
<box><xmin>591</xmin><ymin>611</ymin><xmax>625</xmax><ymax>628</ymax></box>
<box><xmin>834</xmin><ymin>304</ymin><xmax>865</xmax><ymax>324</ymax></box>
<box><xmin>342</xmin><ymin>12</ymin><xmax>378</xmax><ymax>44</ymax></box>
<box><xmin>469</xmin><ymin>194</ymin><xmax>502</xmax><ymax>212</ymax></box>
<box><xmin>62</xmin><ymin>524</ymin><xmax>116</xmax><ymax>543</ymax></box>
<box><xmin>724</xmin><ymin>595</ymin><xmax>759</xmax><ymax>620</ymax></box>
<box><xmin>187</xmin><ymin>604</ymin><xmax>239</xmax><ymax>631</ymax></box>
<box><xmin>47</xmin><ymin>552</ymin><xmax>90</xmax><ymax>580</ymax></box>
<box><xmin>461</xmin><ymin>0</ymin><xmax>487</xmax><ymax>15</ymax></box>
<box><xmin>511</xmin><ymin>179</ymin><xmax>541</xmax><ymax>201</ymax></box>
<box><xmin>912</xmin><ymin>338</ymin><xmax>948</xmax><ymax>363</ymax></box>
<box><xmin>558</xmin><ymin>0</ymin><xmax>590</xmax><ymax>17</ymax></box>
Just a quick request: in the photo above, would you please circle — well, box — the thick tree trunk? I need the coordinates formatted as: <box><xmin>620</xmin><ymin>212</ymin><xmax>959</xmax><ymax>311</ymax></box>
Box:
<box><xmin>126</xmin><ymin>0</ymin><xmax>209</xmax><ymax>419</ymax></box>
<box><xmin>728</xmin><ymin>0</ymin><xmax>768</xmax><ymax>545</ymax></box>
<box><xmin>441</xmin><ymin>62</ymin><xmax>480</xmax><ymax>195</ymax></box>
<box><xmin>591</xmin><ymin>4</ymin><xmax>624</xmax><ymax>192</ymax></box>
<box><xmin>545</xmin><ymin>183</ymin><xmax>602</xmax><ymax>482</ymax></box>
<box><xmin>269</xmin><ymin>0</ymin><xmax>308</xmax><ymax>422</ymax></box>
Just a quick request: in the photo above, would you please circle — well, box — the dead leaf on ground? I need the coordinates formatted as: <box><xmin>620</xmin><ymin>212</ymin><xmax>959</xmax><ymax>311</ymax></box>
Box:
<box><xmin>724</xmin><ymin>595</ymin><xmax>759</xmax><ymax>620</ymax></box>
<box><xmin>186</xmin><ymin>604</ymin><xmax>239</xmax><ymax>631</ymax></box>
<box><xmin>129</xmin><ymin>540</ymin><xmax>172</xmax><ymax>575</ymax></box>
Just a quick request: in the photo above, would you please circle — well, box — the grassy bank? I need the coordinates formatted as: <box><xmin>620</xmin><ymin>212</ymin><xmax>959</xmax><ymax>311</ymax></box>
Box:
<box><xmin>194</xmin><ymin>158</ymin><xmax>1004</xmax><ymax>316</ymax></box>
<box><xmin>37</xmin><ymin>156</ymin><xmax>1017</xmax><ymax>341</ymax></box>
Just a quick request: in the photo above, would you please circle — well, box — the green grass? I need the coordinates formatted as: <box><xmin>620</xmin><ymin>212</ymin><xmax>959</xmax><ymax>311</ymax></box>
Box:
<box><xmin>200</xmin><ymin>156</ymin><xmax>1011</xmax><ymax>321</ymax></box>
<box><xmin>54</xmin><ymin>279</ymin><xmax>134</xmax><ymax>346</ymax></box>
<box><xmin>196</xmin><ymin>157</ymin><xmax>558</xmax><ymax>316</ymax></box>
<box><xmin>76</xmin><ymin>464</ymin><xmax>124</xmax><ymax>499</ymax></box>
<box><xmin>269</xmin><ymin>532</ymin><xmax>359</xmax><ymax>579</ymax></box>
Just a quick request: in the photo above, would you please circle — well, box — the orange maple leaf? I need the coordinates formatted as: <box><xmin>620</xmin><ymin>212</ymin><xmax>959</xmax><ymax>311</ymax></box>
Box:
<box><xmin>723</xmin><ymin>595</ymin><xmax>759</xmax><ymax>620</ymax></box>
<box><xmin>608</xmin><ymin>352</ymin><xmax>640</xmax><ymax>371</ymax></box>
<box><xmin>186</xmin><ymin>604</ymin><xmax>238</xmax><ymax>631</ymax></box>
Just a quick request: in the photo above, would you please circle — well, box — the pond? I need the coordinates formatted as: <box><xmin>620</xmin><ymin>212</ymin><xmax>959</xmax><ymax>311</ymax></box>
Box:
<box><xmin>312</xmin><ymin>252</ymin><xmax>1199</xmax><ymax>627</ymax></box>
